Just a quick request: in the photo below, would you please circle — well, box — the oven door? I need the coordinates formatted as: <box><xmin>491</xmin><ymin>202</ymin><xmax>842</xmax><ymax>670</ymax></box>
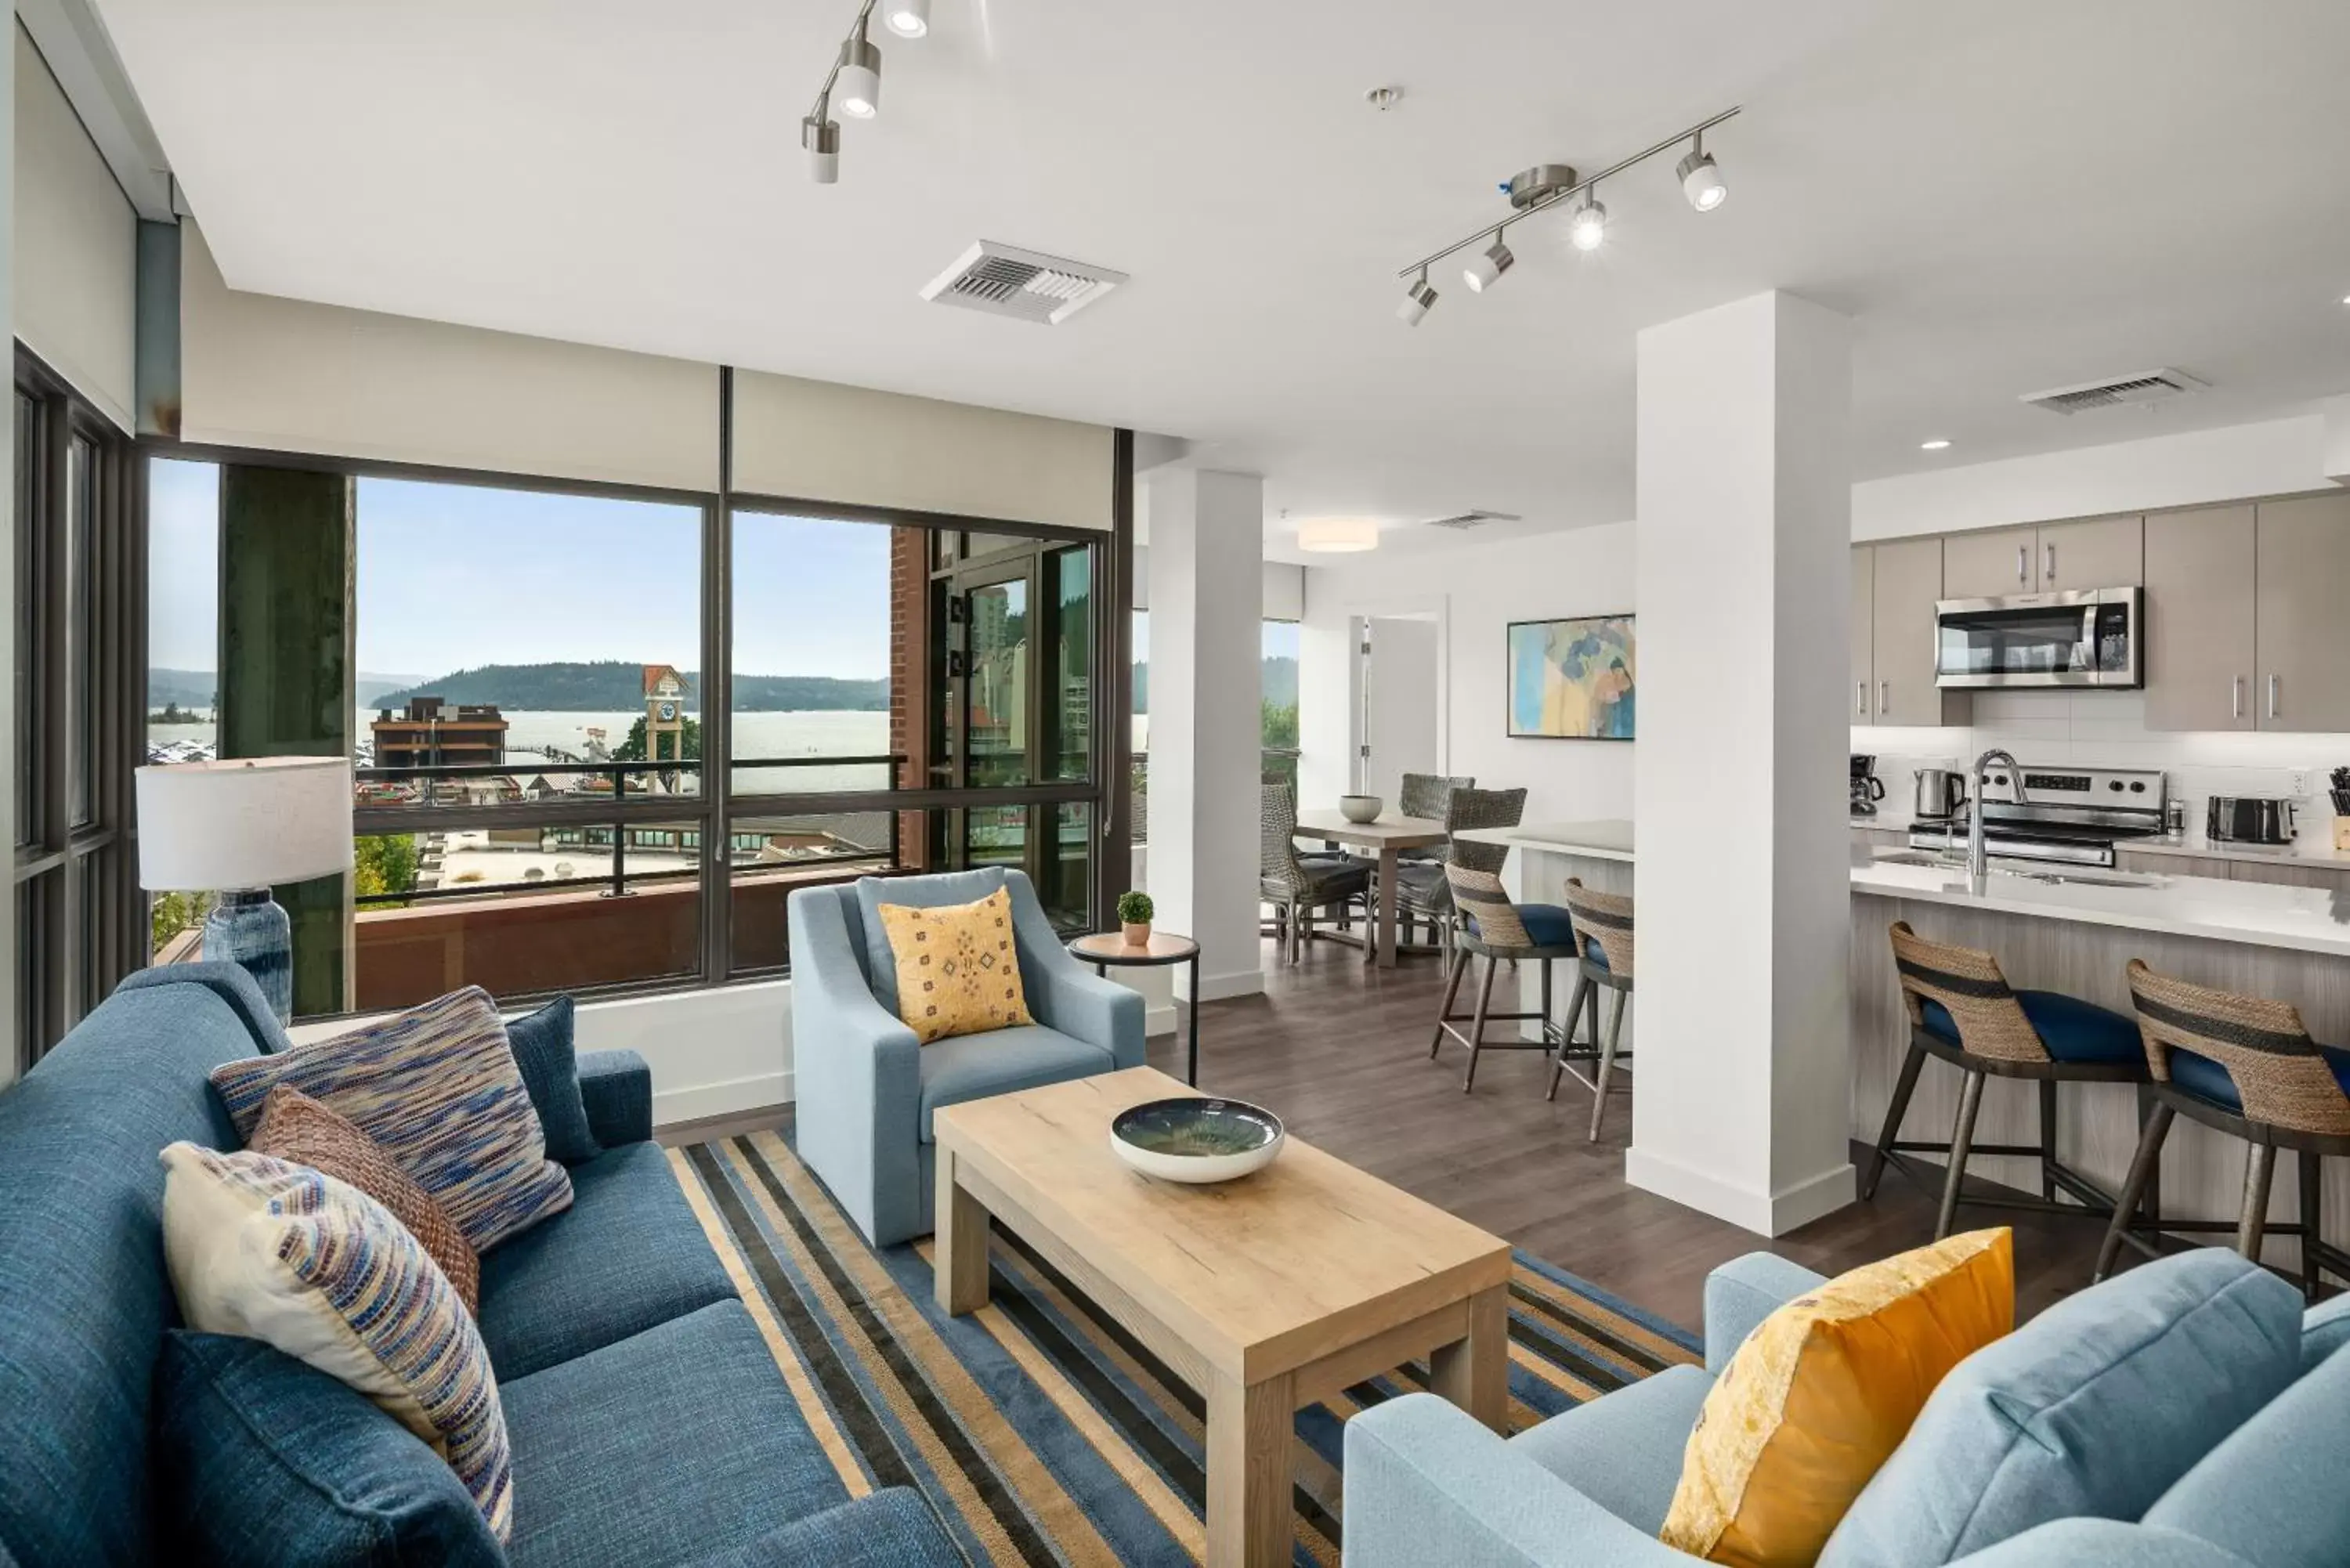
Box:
<box><xmin>1934</xmin><ymin>587</ymin><xmax>2142</xmax><ymax>688</ymax></box>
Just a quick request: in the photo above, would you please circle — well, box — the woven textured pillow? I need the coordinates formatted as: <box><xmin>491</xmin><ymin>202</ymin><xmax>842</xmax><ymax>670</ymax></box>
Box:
<box><xmin>209</xmin><ymin>987</ymin><xmax>571</xmax><ymax>1251</ymax></box>
<box><xmin>158</xmin><ymin>1143</ymin><xmax>513</xmax><ymax>1540</ymax></box>
<box><xmin>248</xmin><ymin>1085</ymin><xmax>480</xmax><ymax>1313</ymax></box>
<box><xmin>877</xmin><ymin>886</ymin><xmax>1035</xmax><ymax>1046</ymax></box>
<box><xmin>1661</xmin><ymin>1227</ymin><xmax>2013</xmax><ymax>1567</ymax></box>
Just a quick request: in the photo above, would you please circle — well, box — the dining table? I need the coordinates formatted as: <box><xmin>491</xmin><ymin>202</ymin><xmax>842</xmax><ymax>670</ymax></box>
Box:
<box><xmin>1293</xmin><ymin>807</ymin><xmax>1450</xmax><ymax>968</ymax></box>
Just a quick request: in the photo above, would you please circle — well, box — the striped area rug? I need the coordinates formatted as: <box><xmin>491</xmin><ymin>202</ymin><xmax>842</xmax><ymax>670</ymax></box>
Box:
<box><xmin>666</xmin><ymin>1129</ymin><xmax>1700</xmax><ymax>1566</ymax></box>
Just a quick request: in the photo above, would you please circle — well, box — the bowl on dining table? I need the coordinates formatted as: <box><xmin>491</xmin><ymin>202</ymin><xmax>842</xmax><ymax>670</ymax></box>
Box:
<box><xmin>1109</xmin><ymin>1097</ymin><xmax>1286</xmax><ymax>1184</ymax></box>
<box><xmin>1338</xmin><ymin>794</ymin><xmax>1383</xmax><ymax>824</ymax></box>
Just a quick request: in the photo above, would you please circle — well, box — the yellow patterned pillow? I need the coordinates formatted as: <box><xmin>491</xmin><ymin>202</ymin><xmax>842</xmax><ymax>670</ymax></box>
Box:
<box><xmin>878</xmin><ymin>887</ymin><xmax>1035</xmax><ymax>1045</ymax></box>
<box><xmin>1659</xmin><ymin>1227</ymin><xmax>2013</xmax><ymax>1568</ymax></box>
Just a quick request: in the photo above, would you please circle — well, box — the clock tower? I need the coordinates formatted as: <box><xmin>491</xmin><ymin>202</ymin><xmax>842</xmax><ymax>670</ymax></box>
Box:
<box><xmin>641</xmin><ymin>664</ymin><xmax>689</xmax><ymax>787</ymax></box>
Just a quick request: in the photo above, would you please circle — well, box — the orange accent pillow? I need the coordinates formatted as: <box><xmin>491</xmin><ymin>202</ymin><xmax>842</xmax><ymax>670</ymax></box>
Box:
<box><xmin>248</xmin><ymin>1085</ymin><xmax>482</xmax><ymax>1313</ymax></box>
<box><xmin>1659</xmin><ymin>1227</ymin><xmax>2014</xmax><ymax>1567</ymax></box>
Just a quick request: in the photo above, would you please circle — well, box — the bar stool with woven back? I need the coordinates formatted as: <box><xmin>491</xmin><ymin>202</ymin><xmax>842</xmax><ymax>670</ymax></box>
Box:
<box><xmin>1546</xmin><ymin>877</ymin><xmax>1634</xmax><ymax>1141</ymax></box>
<box><xmin>1860</xmin><ymin>921</ymin><xmax>2147</xmax><ymax>1240</ymax></box>
<box><xmin>1429</xmin><ymin>858</ymin><xmax>1578</xmax><ymax>1092</ymax></box>
<box><xmin>2095</xmin><ymin>960</ymin><xmax>2350</xmax><ymax>1300</ymax></box>
<box><xmin>1393</xmin><ymin>786</ymin><xmax>1524</xmax><ymax>952</ymax></box>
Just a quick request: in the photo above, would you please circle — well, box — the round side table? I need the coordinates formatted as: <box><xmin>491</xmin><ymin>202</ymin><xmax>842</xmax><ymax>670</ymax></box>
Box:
<box><xmin>1068</xmin><ymin>930</ymin><xmax>1203</xmax><ymax>1086</ymax></box>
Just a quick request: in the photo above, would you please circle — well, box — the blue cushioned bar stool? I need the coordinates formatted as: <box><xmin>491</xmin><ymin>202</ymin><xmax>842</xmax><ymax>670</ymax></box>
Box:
<box><xmin>1861</xmin><ymin>921</ymin><xmax>2148</xmax><ymax>1241</ymax></box>
<box><xmin>1429</xmin><ymin>862</ymin><xmax>1579</xmax><ymax>1093</ymax></box>
<box><xmin>2095</xmin><ymin>960</ymin><xmax>2350</xmax><ymax>1300</ymax></box>
<box><xmin>1546</xmin><ymin>877</ymin><xmax>1634</xmax><ymax>1142</ymax></box>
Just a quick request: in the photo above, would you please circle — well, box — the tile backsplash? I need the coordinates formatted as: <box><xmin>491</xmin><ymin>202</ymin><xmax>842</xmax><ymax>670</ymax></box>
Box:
<box><xmin>1855</xmin><ymin>691</ymin><xmax>2350</xmax><ymax>849</ymax></box>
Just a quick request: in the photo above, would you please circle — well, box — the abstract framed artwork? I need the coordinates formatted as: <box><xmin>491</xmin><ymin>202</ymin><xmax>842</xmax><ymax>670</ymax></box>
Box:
<box><xmin>1506</xmin><ymin>616</ymin><xmax>1636</xmax><ymax>739</ymax></box>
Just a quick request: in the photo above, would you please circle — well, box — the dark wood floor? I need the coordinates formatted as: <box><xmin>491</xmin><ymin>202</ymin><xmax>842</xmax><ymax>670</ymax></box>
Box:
<box><xmin>665</xmin><ymin>935</ymin><xmax>2113</xmax><ymax>1334</ymax></box>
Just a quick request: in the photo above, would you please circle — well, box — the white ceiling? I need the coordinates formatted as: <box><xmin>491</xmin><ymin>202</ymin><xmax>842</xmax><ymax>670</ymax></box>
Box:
<box><xmin>92</xmin><ymin>0</ymin><xmax>2350</xmax><ymax>558</ymax></box>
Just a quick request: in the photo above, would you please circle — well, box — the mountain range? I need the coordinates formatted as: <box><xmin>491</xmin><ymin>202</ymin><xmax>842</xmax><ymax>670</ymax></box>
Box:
<box><xmin>372</xmin><ymin>661</ymin><xmax>888</xmax><ymax>713</ymax></box>
<box><xmin>1131</xmin><ymin>655</ymin><xmax>1296</xmax><ymax>713</ymax></box>
<box><xmin>150</xmin><ymin>668</ymin><xmax>423</xmax><ymax>712</ymax></box>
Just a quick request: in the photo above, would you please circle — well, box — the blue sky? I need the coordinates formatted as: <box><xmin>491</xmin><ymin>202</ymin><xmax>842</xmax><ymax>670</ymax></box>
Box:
<box><xmin>146</xmin><ymin>460</ymin><xmax>891</xmax><ymax>680</ymax></box>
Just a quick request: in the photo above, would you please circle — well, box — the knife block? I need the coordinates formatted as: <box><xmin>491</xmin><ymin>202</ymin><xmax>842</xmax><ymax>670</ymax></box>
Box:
<box><xmin>2334</xmin><ymin>818</ymin><xmax>2350</xmax><ymax>852</ymax></box>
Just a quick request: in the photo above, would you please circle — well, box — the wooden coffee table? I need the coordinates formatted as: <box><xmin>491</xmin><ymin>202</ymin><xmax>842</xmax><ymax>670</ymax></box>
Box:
<box><xmin>933</xmin><ymin>1067</ymin><xmax>1511</xmax><ymax>1568</ymax></box>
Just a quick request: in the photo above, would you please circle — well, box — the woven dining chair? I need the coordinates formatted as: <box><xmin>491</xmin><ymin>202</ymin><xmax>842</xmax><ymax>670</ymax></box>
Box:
<box><xmin>1428</xmin><ymin>862</ymin><xmax>1578</xmax><ymax>1092</ymax></box>
<box><xmin>1259</xmin><ymin>783</ymin><xmax>1371</xmax><ymax>964</ymax></box>
<box><xmin>1394</xmin><ymin>786</ymin><xmax>1524</xmax><ymax>949</ymax></box>
<box><xmin>2094</xmin><ymin>959</ymin><xmax>2350</xmax><ymax>1299</ymax></box>
<box><xmin>1546</xmin><ymin>877</ymin><xmax>1634</xmax><ymax>1142</ymax></box>
<box><xmin>1861</xmin><ymin>921</ymin><xmax>2147</xmax><ymax>1241</ymax></box>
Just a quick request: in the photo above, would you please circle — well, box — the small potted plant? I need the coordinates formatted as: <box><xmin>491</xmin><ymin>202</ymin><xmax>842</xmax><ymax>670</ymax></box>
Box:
<box><xmin>1117</xmin><ymin>890</ymin><xmax>1155</xmax><ymax>947</ymax></box>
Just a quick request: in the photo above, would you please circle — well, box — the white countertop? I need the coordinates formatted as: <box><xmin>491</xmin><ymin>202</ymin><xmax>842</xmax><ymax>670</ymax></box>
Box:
<box><xmin>1885</xmin><ymin>820</ymin><xmax>2350</xmax><ymax>871</ymax></box>
<box><xmin>1455</xmin><ymin>819</ymin><xmax>1635</xmax><ymax>863</ymax></box>
<box><xmin>1849</xmin><ymin>847</ymin><xmax>2350</xmax><ymax>958</ymax></box>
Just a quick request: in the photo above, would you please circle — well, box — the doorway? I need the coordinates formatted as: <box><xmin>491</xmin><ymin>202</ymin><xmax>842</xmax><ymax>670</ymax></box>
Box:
<box><xmin>1354</xmin><ymin>613</ymin><xmax>1442</xmax><ymax>802</ymax></box>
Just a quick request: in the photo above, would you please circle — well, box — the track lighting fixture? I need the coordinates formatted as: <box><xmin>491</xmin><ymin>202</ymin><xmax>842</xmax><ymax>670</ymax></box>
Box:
<box><xmin>1394</xmin><ymin>107</ymin><xmax>1739</xmax><ymax>323</ymax></box>
<box><xmin>1566</xmin><ymin>191</ymin><xmax>1607</xmax><ymax>252</ymax></box>
<box><xmin>803</xmin><ymin>113</ymin><xmax>841</xmax><ymax>184</ymax></box>
<box><xmin>1463</xmin><ymin>236</ymin><xmax>1514</xmax><ymax>293</ymax></box>
<box><xmin>1397</xmin><ymin>272</ymin><xmax>1437</xmax><ymax>326</ymax></box>
<box><xmin>884</xmin><ymin>0</ymin><xmax>929</xmax><ymax>38</ymax></box>
<box><xmin>1677</xmin><ymin>132</ymin><xmax>1726</xmax><ymax>211</ymax></box>
<box><xmin>837</xmin><ymin>21</ymin><xmax>881</xmax><ymax>117</ymax></box>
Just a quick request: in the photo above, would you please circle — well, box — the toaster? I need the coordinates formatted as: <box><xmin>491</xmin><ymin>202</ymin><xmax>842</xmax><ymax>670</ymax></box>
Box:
<box><xmin>2207</xmin><ymin>796</ymin><xmax>2298</xmax><ymax>846</ymax></box>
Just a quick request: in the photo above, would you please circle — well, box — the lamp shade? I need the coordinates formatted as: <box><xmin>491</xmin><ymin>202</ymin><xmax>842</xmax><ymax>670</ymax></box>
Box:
<box><xmin>136</xmin><ymin>757</ymin><xmax>356</xmax><ymax>891</ymax></box>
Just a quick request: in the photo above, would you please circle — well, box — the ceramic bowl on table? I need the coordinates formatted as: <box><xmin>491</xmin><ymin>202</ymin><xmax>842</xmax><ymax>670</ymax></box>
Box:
<box><xmin>1108</xmin><ymin>1097</ymin><xmax>1285</xmax><ymax>1184</ymax></box>
<box><xmin>1338</xmin><ymin>794</ymin><xmax>1383</xmax><ymax>824</ymax></box>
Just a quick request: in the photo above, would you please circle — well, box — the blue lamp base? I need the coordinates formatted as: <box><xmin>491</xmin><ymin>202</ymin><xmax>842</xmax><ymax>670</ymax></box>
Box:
<box><xmin>201</xmin><ymin>888</ymin><xmax>294</xmax><ymax>1024</ymax></box>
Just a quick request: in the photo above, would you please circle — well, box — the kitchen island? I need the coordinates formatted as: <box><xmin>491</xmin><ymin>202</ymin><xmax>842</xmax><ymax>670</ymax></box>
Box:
<box><xmin>1456</xmin><ymin>820</ymin><xmax>2350</xmax><ymax>1264</ymax></box>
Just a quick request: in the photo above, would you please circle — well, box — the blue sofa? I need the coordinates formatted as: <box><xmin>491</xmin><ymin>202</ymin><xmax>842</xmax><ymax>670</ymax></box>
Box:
<box><xmin>789</xmin><ymin>867</ymin><xmax>1145</xmax><ymax>1246</ymax></box>
<box><xmin>0</xmin><ymin>963</ymin><xmax>959</xmax><ymax>1568</ymax></box>
<box><xmin>1346</xmin><ymin>1248</ymin><xmax>2350</xmax><ymax>1568</ymax></box>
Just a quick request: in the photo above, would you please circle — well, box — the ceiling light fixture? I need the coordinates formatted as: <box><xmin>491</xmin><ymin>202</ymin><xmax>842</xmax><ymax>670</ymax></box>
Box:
<box><xmin>804</xmin><ymin>1</ymin><xmax>922</xmax><ymax>183</ymax></box>
<box><xmin>837</xmin><ymin>21</ymin><xmax>881</xmax><ymax>117</ymax></box>
<box><xmin>1398</xmin><ymin>270</ymin><xmax>1438</xmax><ymax>326</ymax></box>
<box><xmin>1463</xmin><ymin>234</ymin><xmax>1514</xmax><ymax>292</ymax></box>
<box><xmin>1394</xmin><ymin>107</ymin><xmax>1739</xmax><ymax>322</ymax></box>
<box><xmin>1299</xmin><ymin>518</ymin><xmax>1379</xmax><ymax>553</ymax></box>
<box><xmin>803</xmin><ymin>112</ymin><xmax>841</xmax><ymax>184</ymax></box>
<box><xmin>1566</xmin><ymin>190</ymin><xmax>1607</xmax><ymax>251</ymax></box>
<box><xmin>884</xmin><ymin>0</ymin><xmax>929</xmax><ymax>38</ymax></box>
<box><xmin>1920</xmin><ymin>438</ymin><xmax>1951</xmax><ymax>450</ymax></box>
<box><xmin>1676</xmin><ymin>131</ymin><xmax>1726</xmax><ymax>211</ymax></box>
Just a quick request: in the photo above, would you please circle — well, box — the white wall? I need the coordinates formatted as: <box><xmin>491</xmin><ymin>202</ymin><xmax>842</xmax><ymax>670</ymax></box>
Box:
<box><xmin>13</xmin><ymin>22</ymin><xmax>134</xmax><ymax>431</ymax></box>
<box><xmin>1299</xmin><ymin>524</ymin><xmax>1636</xmax><ymax>822</ymax></box>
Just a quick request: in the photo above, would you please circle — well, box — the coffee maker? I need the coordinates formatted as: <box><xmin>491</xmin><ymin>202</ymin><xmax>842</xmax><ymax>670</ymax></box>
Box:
<box><xmin>1851</xmin><ymin>754</ymin><xmax>1886</xmax><ymax>817</ymax></box>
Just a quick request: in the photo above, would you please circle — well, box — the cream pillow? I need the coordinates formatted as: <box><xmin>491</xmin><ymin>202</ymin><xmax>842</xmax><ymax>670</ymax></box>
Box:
<box><xmin>160</xmin><ymin>1142</ymin><xmax>513</xmax><ymax>1540</ymax></box>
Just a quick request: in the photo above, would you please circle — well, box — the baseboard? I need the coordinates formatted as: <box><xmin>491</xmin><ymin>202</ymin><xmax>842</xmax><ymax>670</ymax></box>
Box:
<box><xmin>1181</xmin><ymin>966</ymin><xmax>1265</xmax><ymax>1004</ymax></box>
<box><xmin>654</xmin><ymin>1068</ymin><xmax>793</xmax><ymax>1127</ymax></box>
<box><xmin>1624</xmin><ymin>1147</ymin><xmax>1857</xmax><ymax>1238</ymax></box>
<box><xmin>1144</xmin><ymin>1003</ymin><xmax>1178</xmax><ymax>1038</ymax></box>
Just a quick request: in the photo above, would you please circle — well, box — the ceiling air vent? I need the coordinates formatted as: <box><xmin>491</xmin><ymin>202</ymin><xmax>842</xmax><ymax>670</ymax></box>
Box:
<box><xmin>2019</xmin><ymin>368</ymin><xmax>2208</xmax><ymax>415</ymax></box>
<box><xmin>1423</xmin><ymin>509</ymin><xmax>1524</xmax><ymax>531</ymax></box>
<box><xmin>919</xmin><ymin>241</ymin><xmax>1128</xmax><ymax>326</ymax></box>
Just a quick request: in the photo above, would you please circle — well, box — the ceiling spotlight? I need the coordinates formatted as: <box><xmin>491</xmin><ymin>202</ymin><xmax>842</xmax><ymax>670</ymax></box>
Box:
<box><xmin>884</xmin><ymin>0</ymin><xmax>929</xmax><ymax>38</ymax></box>
<box><xmin>1398</xmin><ymin>272</ymin><xmax>1438</xmax><ymax>326</ymax></box>
<box><xmin>837</xmin><ymin>23</ymin><xmax>881</xmax><ymax>117</ymax></box>
<box><xmin>1463</xmin><ymin>237</ymin><xmax>1514</xmax><ymax>293</ymax></box>
<box><xmin>1677</xmin><ymin>134</ymin><xmax>1726</xmax><ymax>211</ymax></box>
<box><xmin>1920</xmin><ymin>439</ymin><xmax>1951</xmax><ymax>450</ymax></box>
<box><xmin>1567</xmin><ymin>191</ymin><xmax>1607</xmax><ymax>251</ymax></box>
<box><xmin>803</xmin><ymin>114</ymin><xmax>841</xmax><ymax>183</ymax></box>
<box><xmin>1299</xmin><ymin>517</ymin><xmax>1379</xmax><ymax>553</ymax></box>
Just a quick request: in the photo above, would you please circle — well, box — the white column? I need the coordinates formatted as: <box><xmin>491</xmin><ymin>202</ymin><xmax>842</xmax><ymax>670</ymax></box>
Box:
<box><xmin>1145</xmin><ymin>469</ymin><xmax>1266</xmax><ymax>1003</ymax></box>
<box><xmin>1628</xmin><ymin>291</ymin><xmax>1853</xmax><ymax>1236</ymax></box>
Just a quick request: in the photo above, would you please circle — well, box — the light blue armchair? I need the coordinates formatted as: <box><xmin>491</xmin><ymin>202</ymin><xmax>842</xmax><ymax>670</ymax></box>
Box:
<box><xmin>1345</xmin><ymin>1248</ymin><xmax>2350</xmax><ymax>1568</ymax></box>
<box><xmin>787</xmin><ymin>867</ymin><xmax>1144</xmax><ymax>1246</ymax></box>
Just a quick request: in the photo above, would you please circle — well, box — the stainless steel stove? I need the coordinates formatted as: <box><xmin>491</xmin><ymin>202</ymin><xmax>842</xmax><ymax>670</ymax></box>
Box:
<box><xmin>1907</xmin><ymin>764</ymin><xmax>2167</xmax><ymax>869</ymax></box>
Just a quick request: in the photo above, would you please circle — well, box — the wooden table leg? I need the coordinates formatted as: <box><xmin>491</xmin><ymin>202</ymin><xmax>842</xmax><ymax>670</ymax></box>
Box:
<box><xmin>934</xmin><ymin>1148</ymin><xmax>991</xmax><ymax>1315</ymax></box>
<box><xmin>1206</xmin><ymin>1367</ymin><xmax>1293</xmax><ymax>1568</ymax></box>
<box><xmin>1374</xmin><ymin>844</ymin><xmax>1399</xmax><ymax>968</ymax></box>
<box><xmin>1426</xmin><ymin>1284</ymin><xmax>1508</xmax><ymax>1433</ymax></box>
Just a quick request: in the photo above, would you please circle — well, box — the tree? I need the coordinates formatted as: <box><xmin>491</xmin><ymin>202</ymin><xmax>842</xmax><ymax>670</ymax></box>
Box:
<box><xmin>354</xmin><ymin>834</ymin><xmax>419</xmax><ymax>906</ymax></box>
<box><xmin>614</xmin><ymin>714</ymin><xmax>702</xmax><ymax>762</ymax></box>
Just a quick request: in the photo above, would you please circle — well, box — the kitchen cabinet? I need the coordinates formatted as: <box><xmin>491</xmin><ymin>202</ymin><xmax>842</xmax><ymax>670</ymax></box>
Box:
<box><xmin>1943</xmin><ymin>516</ymin><xmax>2141</xmax><ymax>598</ymax></box>
<box><xmin>1941</xmin><ymin>526</ymin><xmax>2039</xmax><ymax>598</ymax></box>
<box><xmin>2228</xmin><ymin>858</ymin><xmax>2350</xmax><ymax>891</ymax></box>
<box><xmin>1851</xmin><ymin>547</ymin><xmax>1875</xmax><ymax>724</ymax></box>
<box><xmin>2115</xmin><ymin>850</ymin><xmax>2236</xmax><ymax>880</ymax></box>
<box><xmin>2254</xmin><ymin>493</ymin><xmax>2350</xmax><ymax>734</ymax></box>
<box><xmin>2143</xmin><ymin>505</ymin><xmax>2255</xmax><ymax>732</ymax></box>
<box><xmin>1867</xmin><ymin>537</ymin><xmax>1970</xmax><ymax>726</ymax></box>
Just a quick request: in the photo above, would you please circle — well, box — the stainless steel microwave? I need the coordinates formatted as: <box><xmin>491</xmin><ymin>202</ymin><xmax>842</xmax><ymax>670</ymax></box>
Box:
<box><xmin>1932</xmin><ymin>587</ymin><xmax>2143</xmax><ymax>688</ymax></box>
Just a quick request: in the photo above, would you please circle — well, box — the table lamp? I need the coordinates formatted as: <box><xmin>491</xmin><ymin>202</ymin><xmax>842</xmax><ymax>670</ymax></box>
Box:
<box><xmin>136</xmin><ymin>757</ymin><xmax>355</xmax><ymax>1023</ymax></box>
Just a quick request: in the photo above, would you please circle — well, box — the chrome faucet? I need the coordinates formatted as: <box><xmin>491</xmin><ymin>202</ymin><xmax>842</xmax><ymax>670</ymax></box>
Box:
<box><xmin>1967</xmin><ymin>749</ymin><xmax>2026</xmax><ymax>894</ymax></box>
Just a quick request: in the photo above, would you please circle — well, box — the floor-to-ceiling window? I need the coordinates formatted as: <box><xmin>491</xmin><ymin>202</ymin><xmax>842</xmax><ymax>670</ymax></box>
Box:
<box><xmin>1126</xmin><ymin>609</ymin><xmax>1303</xmax><ymax>848</ymax></box>
<box><xmin>13</xmin><ymin>351</ymin><xmax>139</xmax><ymax>1068</ymax></box>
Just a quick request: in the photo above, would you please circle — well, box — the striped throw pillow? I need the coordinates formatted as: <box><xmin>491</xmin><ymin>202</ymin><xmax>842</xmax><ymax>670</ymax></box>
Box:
<box><xmin>159</xmin><ymin>1143</ymin><xmax>514</xmax><ymax>1539</ymax></box>
<box><xmin>209</xmin><ymin>987</ymin><xmax>572</xmax><ymax>1251</ymax></box>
